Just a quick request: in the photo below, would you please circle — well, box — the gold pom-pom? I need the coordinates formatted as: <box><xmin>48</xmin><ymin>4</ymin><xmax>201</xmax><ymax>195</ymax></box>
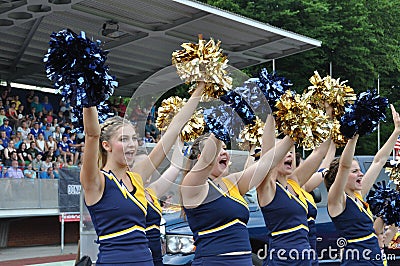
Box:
<box><xmin>330</xmin><ymin>118</ymin><xmax>348</xmax><ymax>147</ymax></box>
<box><xmin>180</xmin><ymin>109</ymin><xmax>205</xmax><ymax>142</ymax></box>
<box><xmin>238</xmin><ymin>117</ymin><xmax>264</xmax><ymax>150</ymax></box>
<box><xmin>172</xmin><ymin>36</ymin><xmax>232</xmax><ymax>99</ymax></box>
<box><xmin>156</xmin><ymin>96</ymin><xmax>186</xmax><ymax>132</ymax></box>
<box><xmin>303</xmin><ymin>71</ymin><xmax>357</xmax><ymax>117</ymax></box>
<box><xmin>385</xmin><ymin>162</ymin><xmax>400</xmax><ymax>186</ymax></box>
<box><xmin>274</xmin><ymin>91</ymin><xmax>332</xmax><ymax>150</ymax></box>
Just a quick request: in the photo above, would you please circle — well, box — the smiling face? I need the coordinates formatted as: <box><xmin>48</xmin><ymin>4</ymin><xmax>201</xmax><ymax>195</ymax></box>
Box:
<box><xmin>210</xmin><ymin>144</ymin><xmax>230</xmax><ymax>178</ymax></box>
<box><xmin>103</xmin><ymin>124</ymin><xmax>138</xmax><ymax>167</ymax></box>
<box><xmin>346</xmin><ymin>160</ymin><xmax>364</xmax><ymax>192</ymax></box>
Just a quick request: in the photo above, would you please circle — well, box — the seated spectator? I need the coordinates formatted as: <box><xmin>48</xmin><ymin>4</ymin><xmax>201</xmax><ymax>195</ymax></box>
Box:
<box><xmin>52</xmin><ymin>162</ymin><xmax>60</xmax><ymax>179</ymax></box>
<box><xmin>143</xmin><ymin>131</ymin><xmax>155</xmax><ymax>143</ymax></box>
<box><xmin>14</xmin><ymin>131</ymin><xmax>23</xmax><ymax>148</ymax></box>
<box><xmin>26</xmin><ymin>90</ymin><xmax>35</xmax><ymax>106</ymax></box>
<box><xmin>40</xmin><ymin>166</ymin><xmax>55</xmax><ymax>179</ymax></box>
<box><xmin>46</xmin><ymin>110</ymin><xmax>54</xmax><ymax>124</ymax></box>
<box><xmin>145</xmin><ymin>118</ymin><xmax>160</xmax><ymax>140</ymax></box>
<box><xmin>53</xmin><ymin>126</ymin><xmax>63</xmax><ymax>142</ymax></box>
<box><xmin>6</xmin><ymin>160</ymin><xmax>24</xmax><ymax>178</ymax></box>
<box><xmin>68</xmin><ymin>133</ymin><xmax>83</xmax><ymax>165</ymax></box>
<box><xmin>27</xmin><ymin>141</ymin><xmax>40</xmax><ymax>160</ymax></box>
<box><xmin>24</xmin><ymin>163</ymin><xmax>36</xmax><ymax>179</ymax></box>
<box><xmin>17</xmin><ymin>103</ymin><xmax>25</xmax><ymax>119</ymax></box>
<box><xmin>30</xmin><ymin>96</ymin><xmax>43</xmax><ymax>114</ymax></box>
<box><xmin>6</xmin><ymin>101</ymin><xmax>19</xmax><ymax>128</ymax></box>
<box><xmin>30</xmin><ymin>121</ymin><xmax>43</xmax><ymax>139</ymax></box>
<box><xmin>0</xmin><ymin>165</ymin><xmax>8</xmax><ymax>178</ymax></box>
<box><xmin>42</xmin><ymin>96</ymin><xmax>53</xmax><ymax>115</ymax></box>
<box><xmin>40</xmin><ymin>155</ymin><xmax>53</xmax><ymax>172</ymax></box>
<box><xmin>58</xmin><ymin>135</ymin><xmax>74</xmax><ymax>164</ymax></box>
<box><xmin>17</xmin><ymin>142</ymin><xmax>32</xmax><ymax>167</ymax></box>
<box><xmin>0</xmin><ymin>118</ymin><xmax>13</xmax><ymax>138</ymax></box>
<box><xmin>11</xmin><ymin>95</ymin><xmax>21</xmax><ymax>109</ymax></box>
<box><xmin>17</xmin><ymin>121</ymin><xmax>30</xmax><ymax>140</ymax></box>
<box><xmin>0</xmin><ymin>130</ymin><xmax>9</xmax><ymax>148</ymax></box>
<box><xmin>43</xmin><ymin>146</ymin><xmax>57</xmax><ymax>161</ymax></box>
<box><xmin>35</xmin><ymin>132</ymin><xmax>47</xmax><ymax>154</ymax></box>
<box><xmin>0</xmin><ymin>108</ymin><xmax>6</xmax><ymax>126</ymax></box>
<box><xmin>31</xmin><ymin>153</ymin><xmax>42</xmax><ymax>172</ymax></box>
<box><xmin>27</xmin><ymin>107</ymin><xmax>37</xmax><ymax>123</ymax></box>
<box><xmin>46</xmin><ymin>135</ymin><xmax>57</xmax><ymax>153</ymax></box>
<box><xmin>3</xmin><ymin>140</ymin><xmax>16</xmax><ymax>166</ymax></box>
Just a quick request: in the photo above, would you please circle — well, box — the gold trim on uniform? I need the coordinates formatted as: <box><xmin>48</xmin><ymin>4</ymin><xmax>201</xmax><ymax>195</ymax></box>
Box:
<box><xmin>198</xmin><ymin>218</ymin><xmax>247</xmax><ymax>236</ymax></box>
<box><xmin>99</xmin><ymin>225</ymin><xmax>146</xmax><ymax>241</ymax></box>
<box><xmin>271</xmin><ymin>224</ymin><xmax>309</xmax><ymax>237</ymax></box>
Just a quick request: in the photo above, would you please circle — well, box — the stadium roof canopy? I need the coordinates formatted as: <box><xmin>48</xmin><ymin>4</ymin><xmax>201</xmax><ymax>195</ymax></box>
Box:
<box><xmin>0</xmin><ymin>0</ymin><xmax>321</xmax><ymax>97</ymax></box>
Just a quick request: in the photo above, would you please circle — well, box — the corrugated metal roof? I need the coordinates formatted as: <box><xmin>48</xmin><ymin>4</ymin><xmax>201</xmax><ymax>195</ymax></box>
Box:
<box><xmin>0</xmin><ymin>0</ymin><xmax>321</xmax><ymax>97</ymax></box>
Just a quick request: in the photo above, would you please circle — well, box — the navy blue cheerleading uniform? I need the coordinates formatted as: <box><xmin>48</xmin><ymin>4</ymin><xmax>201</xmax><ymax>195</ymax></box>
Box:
<box><xmin>183</xmin><ymin>178</ymin><xmax>252</xmax><ymax>266</ymax></box>
<box><xmin>330</xmin><ymin>193</ymin><xmax>382</xmax><ymax>265</ymax></box>
<box><xmin>145</xmin><ymin>188</ymin><xmax>164</xmax><ymax>266</ymax></box>
<box><xmin>86</xmin><ymin>170</ymin><xmax>154</xmax><ymax>265</ymax></box>
<box><xmin>288</xmin><ymin>179</ymin><xmax>319</xmax><ymax>265</ymax></box>
<box><xmin>260</xmin><ymin>181</ymin><xmax>311</xmax><ymax>266</ymax></box>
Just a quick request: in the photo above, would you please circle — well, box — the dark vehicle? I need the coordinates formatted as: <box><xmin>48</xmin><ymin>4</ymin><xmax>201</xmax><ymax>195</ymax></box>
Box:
<box><xmin>162</xmin><ymin>156</ymin><xmax>400</xmax><ymax>266</ymax></box>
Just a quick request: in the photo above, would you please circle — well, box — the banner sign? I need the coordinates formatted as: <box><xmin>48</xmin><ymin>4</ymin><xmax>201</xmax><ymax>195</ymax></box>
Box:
<box><xmin>58</xmin><ymin>167</ymin><xmax>81</xmax><ymax>213</ymax></box>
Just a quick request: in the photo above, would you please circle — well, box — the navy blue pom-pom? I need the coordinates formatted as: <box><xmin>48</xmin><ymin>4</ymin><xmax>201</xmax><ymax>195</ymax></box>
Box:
<box><xmin>340</xmin><ymin>89</ymin><xmax>388</xmax><ymax>138</ymax></box>
<box><xmin>234</xmin><ymin>78</ymin><xmax>266</xmax><ymax>114</ymax></box>
<box><xmin>203</xmin><ymin>105</ymin><xmax>243</xmax><ymax>143</ymax></box>
<box><xmin>44</xmin><ymin>29</ymin><xmax>117</xmax><ymax>109</ymax></box>
<box><xmin>220</xmin><ymin>90</ymin><xmax>256</xmax><ymax>125</ymax></box>
<box><xmin>70</xmin><ymin>102</ymin><xmax>115</xmax><ymax>134</ymax></box>
<box><xmin>258</xmin><ymin>68</ymin><xmax>292</xmax><ymax>112</ymax></box>
<box><xmin>366</xmin><ymin>181</ymin><xmax>400</xmax><ymax>226</ymax></box>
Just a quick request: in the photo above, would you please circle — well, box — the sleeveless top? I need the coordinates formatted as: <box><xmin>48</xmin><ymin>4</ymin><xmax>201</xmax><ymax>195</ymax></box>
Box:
<box><xmin>184</xmin><ymin>178</ymin><xmax>251</xmax><ymax>259</ymax></box>
<box><xmin>260</xmin><ymin>181</ymin><xmax>311</xmax><ymax>265</ymax></box>
<box><xmin>145</xmin><ymin>187</ymin><xmax>163</xmax><ymax>265</ymax></box>
<box><xmin>86</xmin><ymin>170</ymin><xmax>152</xmax><ymax>264</ymax></box>
<box><xmin>287</xmin><ymin>179</ymin><xmax>319</xmax><ymax>265</ymax></box>
<box><xmin>330</xmin><ymin>193</ymin><xmax>382</xmax><ymax>265</ymax></box>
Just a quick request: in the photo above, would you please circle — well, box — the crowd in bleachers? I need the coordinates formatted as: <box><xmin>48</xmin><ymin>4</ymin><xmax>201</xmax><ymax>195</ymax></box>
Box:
<box><xmin>0</xmin><ymin>84</ymin><xmax>162</xmax><ymax>179</ymax></box>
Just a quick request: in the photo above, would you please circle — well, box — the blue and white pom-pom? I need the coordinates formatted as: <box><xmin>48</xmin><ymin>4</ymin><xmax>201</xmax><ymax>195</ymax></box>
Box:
<box><xmin>203</xmin><ymin>105</ymin><xmax>243</xmax><ymax>143</ymax></box>
<box><xmin>258</xmin><ymin>68</ymin><xmax>292</xmax><ymax>112</ymax></box>
<box><xmin>220</xmin><ymin>90</ymin><xmax>256</xmax><ymax>126</ymax></box>
<box><xmin>340</xmin><ymin>89</ymin><xmax>388</xmax><ymax>138</ymax></box>
<box><xmin>234</xmin><ymin>78</ymin><xmax>266</xmax><ymax>114</ymax></box>
<box><xmin>44</xmin><ymin>29</ymin><xmax>117</xmax><ymax>108</ymax></box>
<box><xmin>366</xmin><ymin>181</ymin><xmax>400</xmax><ymax>226</ymax></box>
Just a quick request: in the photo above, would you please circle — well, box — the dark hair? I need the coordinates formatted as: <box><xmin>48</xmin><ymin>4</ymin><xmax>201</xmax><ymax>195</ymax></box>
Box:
<box><xmin>324</xmin><ymin>157</ymin><xmax>340</xmax><ymax>191</ymax></box>
<box><xmin>184</xmin><ymin>133</ymin><xmax>211</xmax><ymax>175</ymax></box>
<box><xmin>295</xmin><ymin>152</ymin><xmax>302</xmax><ymax>167</ymax></box>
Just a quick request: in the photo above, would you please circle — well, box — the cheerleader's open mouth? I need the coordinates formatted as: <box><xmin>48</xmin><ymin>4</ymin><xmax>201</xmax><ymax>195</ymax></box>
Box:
<box><xmin>219</xmin><ymin>158</ymin><xmax>228</xmax><ymax>167</ymax></box>
<box><xmin>284</xmin><ymin>159</ymin><xmax>293</xmax><ymax>169</ymax></box>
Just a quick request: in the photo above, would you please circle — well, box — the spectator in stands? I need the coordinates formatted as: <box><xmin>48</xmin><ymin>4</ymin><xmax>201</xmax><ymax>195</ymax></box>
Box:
<box><xmin>55</xmin><ymin>110</ymin><xmax>66</xmax><ymax>125</ymax></box>
<box><xmin>17</xmin><ymin>103</ymin><xmax>25</xmax><ymax>117</ymax></box>
<box><xmin>30</xmin><ymin>96</ymin><xmax>43</xmax><ymax>114</ymax></box>
<box><xmin>143</xmin><ymin>131</ymin><xmax>155</xmax><ymax>143</ymax></box>
<box><xmin>44</xmin><ymin>146</ymin><xmax>57</xmax><ymax>161</ymax></box>
<box><xmin>24</xmin><ymin>163</ymin><xmax>36</xmax><ymax>179</ymax></box>
<box><xmin>31</xmin><ymin>153</ymin><xmax>42</xmax><ymax>172</ymax></box>
<box><xmin>40</xmin><ymin>155</ymin><xmax>53</xmax><ymax>172</ymax></box>
<box><xmin>27</xmin><ymin>106</ymin><xmax>37</xmax><ymax>124</ymax></box>
<box><xmin>40</xmin><ymin>166</ymin><xmax>55</xmax><ymax>179</ymax></box>
<box><xmin>58</xmin><ymin>134</ymin><xmax>73</xmax><ymax>163</ymax></box>
<box><xmin>0</xmin><ymin>130</ymin><xmax>9</xmax><ymax>148</ymax></box>
<box><xmin>6</xmin><ymin>160</ymin><xmax>23</xmax><ymax>178</ymax></box>
<box><xmin>0</xmin><ymin>165</ymin><xmax>8</xmax><ymax>178</ymax></box>
<box><xmin>0</xmin><ymin>107</ymin><xmax>6</xmax><ymax>126</ymax></box>
<box><xmin>17</xmin><ymin>142</ymin><xmax>32</xmax><ymax>167</ymax></box>
<box><xmin>68</xmin><ymin>133</ymin><xmax>82</xmax><ymax>165</ymax></box>
<box><xmin>3</xmin><ymin>140</ymin><xmax>16</xmax><ymax>166</ymax></box>
<box><xmin>30</xmin><ymin>121</ymin><xmax>43</xmax><ymax>138</ymax></box>
<box><xmin>42</xmin><ymin>96</ymin><xmax>53</xmax><ymax>115</ymax></box>
<box><xmin>0</xmin><ymin>89</ymin><xmax>8</xmax><ymax>106</ymax></box>
<box><xmin>7</xmin><ymin>101</ymin><xmax>19</xmax><ymax>128</ymax></box>
<box><xmin>118</xmin><ymin>97</ymin><xmax>127</xmax><ymax>117</ymax></box>
<box><xmin>0</xmin><ymin>118</ymin><xmax>13</xmax><ymax>138</ymax></box>
<box><xmin>13</xmin><ymin>132</ymin><xmax>23</xmax><ymax>149</ymax></box>
<box><xmin>46</xmin><ymin>135</ymin><xmax>57</xmax><ymax>152</ymax></box>
<box><xmin>52</xmin><ymin>162</ymin><xmax>60</xmax><ymax>179</ymax></box>
<box><xmin>12</xmin><ymin>95</ymin><xmax>21</xmax><ymax>109</ymax></box>
<box><xmin>53</xmin><ymin>125</ymin><xmax>63</xmax><ymax>142</ymax></box>
<box><xmin>145</xmin><ymin>118</ymin><xmax>159</xmax><ymax>140</ymax></box>
<box><xmin>26</xmin><ymin>90</ymin><xmax>35</xmax><ymax>106</ymax></box>
<box><xmin>35</xmin><ymin>132</ymin><xmax>47</xmax><ymax>154</ymax></box>
<box><xmin>17</xmin><ymin>121</ymin><xmax>30</xmax><ymax>140</ymax></box>
<box><xmin>46</xmin><ymin>110</ymin><xmax>54</xmax><ymax>124</ymax></box>
<box><xmin>27</xmin><ymin>140</ymin><xmax>39</xmax><ymax>160</ymax></box>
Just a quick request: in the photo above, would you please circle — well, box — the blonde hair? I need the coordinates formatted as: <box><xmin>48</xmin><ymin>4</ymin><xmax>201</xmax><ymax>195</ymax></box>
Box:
<box><xmin>98</xmin><ymin>116</ymin><xmax>134</xmax><ymax>168</ymax></box>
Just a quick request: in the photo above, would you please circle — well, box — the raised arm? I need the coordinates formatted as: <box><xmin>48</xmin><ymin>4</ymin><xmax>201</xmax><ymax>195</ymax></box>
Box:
<box><xmin>230</xmin><ymin>135</ymin><xmax>294</xmax><ymax>195</ymax></box>
<box><xmin>327</xmin><ymin>135</ymin><xmax>359</xmax><ymax>217</ymax></box>
<box><xmin>292</xmin><ymin>137</ymin><xmax>331</xmax><ymax>187</ymax></box>
<box><xmin>261</xmin><ymin>114</ymin><xmax>276</xmax><ymax>155</ymax></box>
<box><xmin>181</xmin><ymin>134</ymin><xmax>221</xmax><ymax>203</ymax></box>
<box><xmin>147</xmin><ymin>138</ymin><xmax>185</xmax><ymax>198</ymax></box>
<box><xmin>303</xmin><ymin>139</ymin><xmax>336</xmax><ymax>192</ymax></box>
<box><xmin>361</xmin><ymin>104</ymin><xmax>400</xmax><ymax>197</ymax></box>
<box><xmin>134</xmin><ymin>82</ymin><xmax>204</xmax><ymax>180</ymax></box>
<box><xmin>80</xmin><ymin>107</ymin><xmax>103</xmax><ymax>205</ymax></box>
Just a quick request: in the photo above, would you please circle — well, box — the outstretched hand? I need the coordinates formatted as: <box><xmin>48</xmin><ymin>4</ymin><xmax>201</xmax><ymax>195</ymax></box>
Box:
<box><xmin>390</xmin><ymin>104</ymin><xmax>400</xmax><ymax>132</ymax></box>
